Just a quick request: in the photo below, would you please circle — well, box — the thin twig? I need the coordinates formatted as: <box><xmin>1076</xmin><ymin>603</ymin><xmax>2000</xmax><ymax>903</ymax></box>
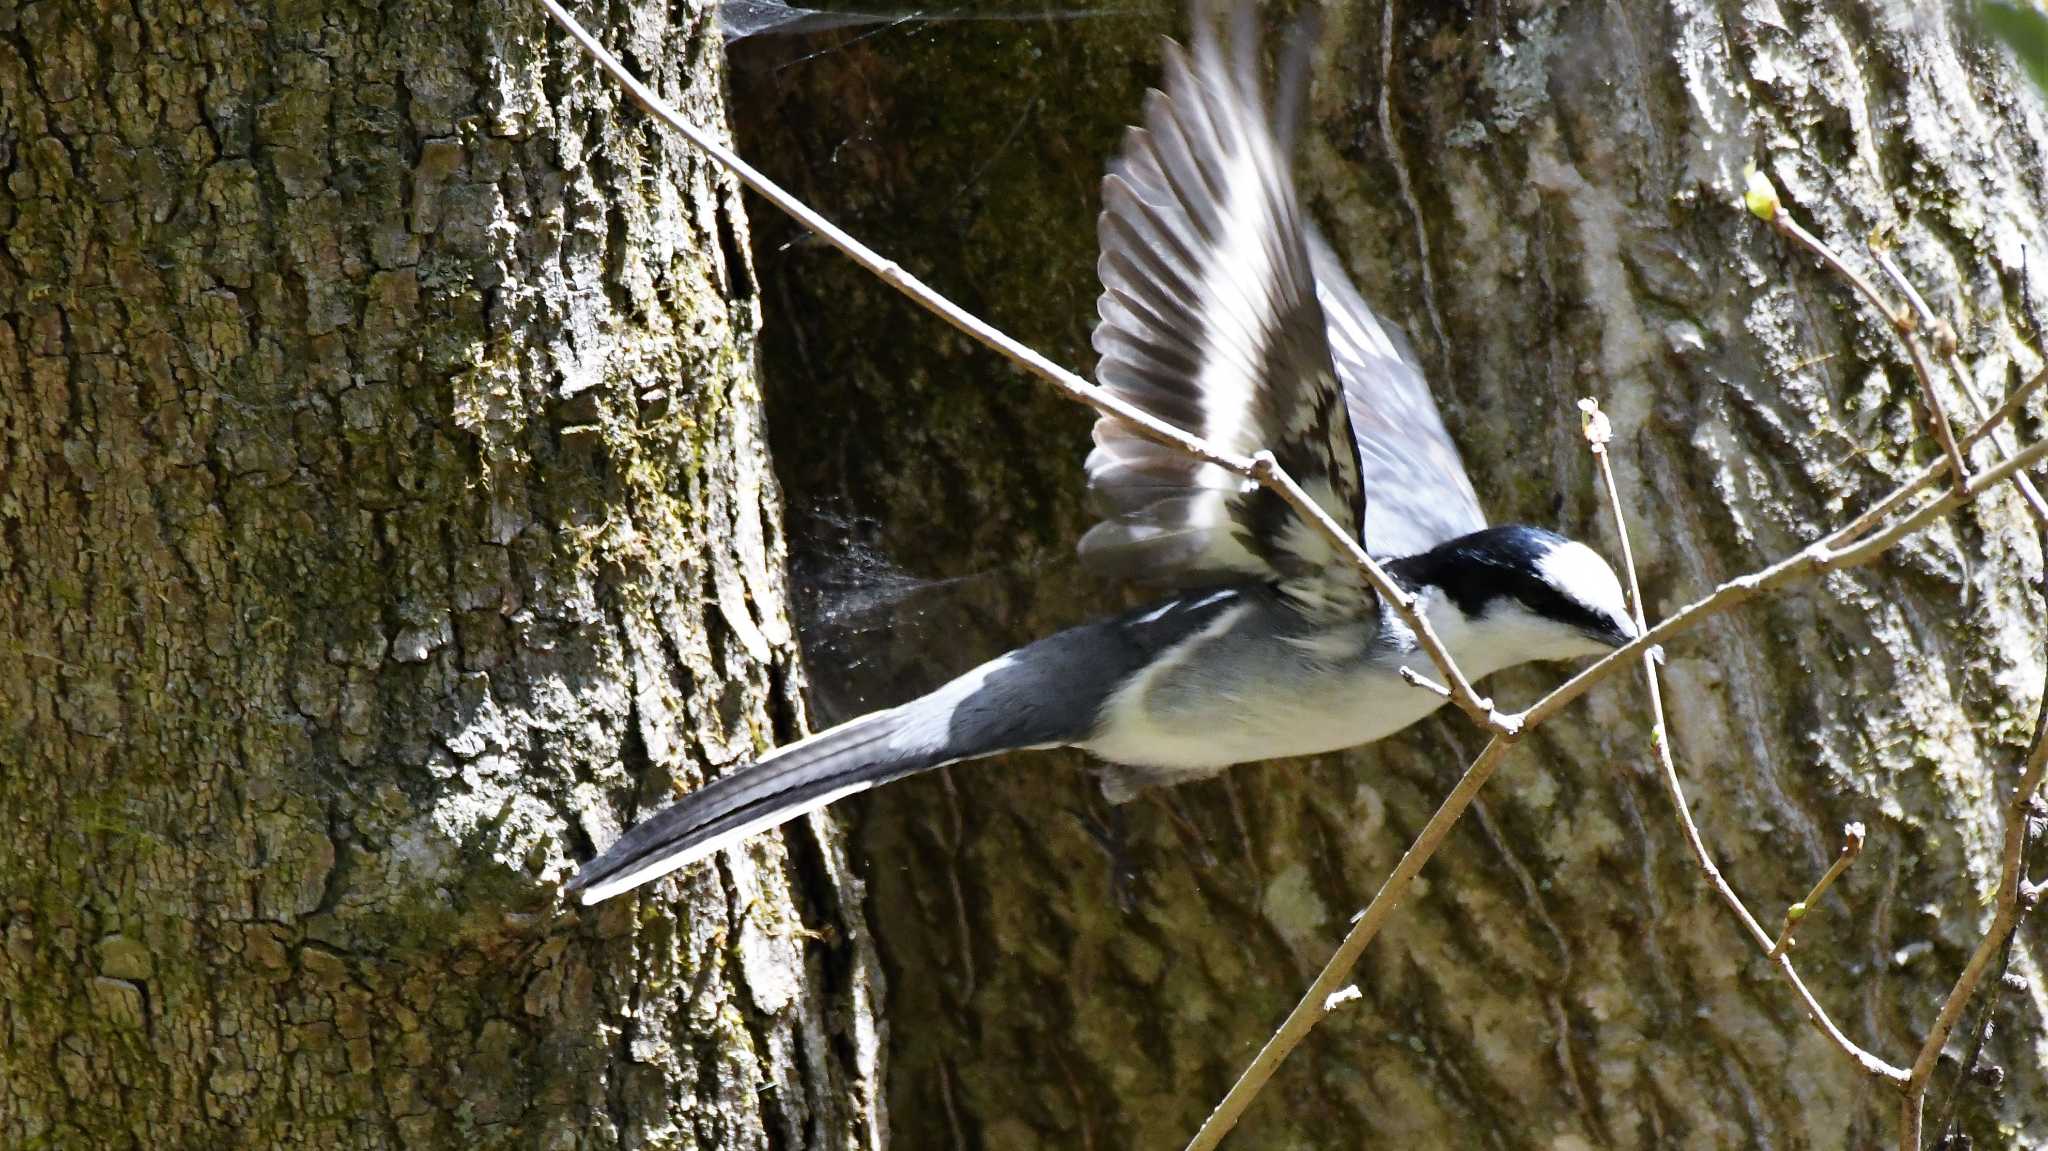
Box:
<box><xmin>1519</xmin><ymin>431</ymin><xmax>2048</xmax><ymax>734</ymax></box>
<box><xmin>1874</xmin><ymin>250</ymin><xmax>2048</xmax><ymax>527</ymax></box>
<box><xmin>1927</xmin><ymin>878</ymin><xmax>2031</xmax><ymax>1146</ymax></box>
<box><xmin>1753</xmin><ymin>207</ymin><xmax>2048</xmax><ymax>1145</ymax></box>
<box><xmin>1858</xmin><ymin>259</ymin><xmax>2048</xmax><ymax>1141</ymax></box>
<box><xmin>1180</xmin><ymin>737</ymin><xmax>1515</xmax><ymax>1151</ymax></box>
<box><xmin>1397</xmin><ymin>665</ymin><xmax>1452</xmax><ymax>699</ymax></box>
<box><xmin>1967</xmin><ymin>366</ymin><xmax>2047</xmax><ymax>456</ymax></box>
<box><xmin>1744</xmin><ymin>172</ymin><xmax>1970</xmax><ymax>490</ymax></box>
<box><xmin>1778</xmin><ymin>215</ymin><xmax>1968</xmax><ymax>487</ymax></box>
<box><xmin>1584</xmin><ymin>400</ymin><xmax>1907</xmax><ymax>1084</ymax></box>
<box><xmin>1811</xmin><ymin>368</ymin><xmax>2047</xmax><ymax>556</ymax></box>
<box><xmin>1872</xmin><ymin>248</ymin><xmax>1954</xmax><ymax>357</ymax></box>
<box><xmin>1768</xmin><ymin>823</ymin><xmax>1867</xmax><ymax>960</ymax></box>
<box><xmin>1182</xmin><ymin>175</ymin><xmax>2048</xmax><ymax>1151</ymax></box>
<box><xmin>1899</xmin><ymin>698</ymin><xmax>2048</xmax><ymax>1141</ymax></box>
<box><xmin>1179</xmin><ymin>422</ymin><xmax>2048</xmax><ymax>1151</ymax></box>
<box><xmin>1183</xmin><ymin>411</ymin><xmax>2046</xmax><ymax>1151</ymax></box>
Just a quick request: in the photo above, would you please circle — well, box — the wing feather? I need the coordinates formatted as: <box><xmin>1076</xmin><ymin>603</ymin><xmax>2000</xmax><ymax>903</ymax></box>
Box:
<box><xmin>1082</xmin><ymin>6</ymin><xmax>1367</xmax><ymax>607</ymax></box>
<box><xmin>1305</xmin><ymin>229</ymin><xmax>1486</xmax><ymax>557</ymax></box>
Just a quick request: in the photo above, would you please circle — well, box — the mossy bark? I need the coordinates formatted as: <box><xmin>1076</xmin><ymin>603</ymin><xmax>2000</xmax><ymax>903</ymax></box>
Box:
<box><xmin>0</xmin><ymin>2</ymin><xmax>881</xmax><ymax>1148</ymax></box>
<box><xmin>731</xmin><ymin>1</ymin><xmax>2048</xmax><ymax>1148</ymax></box>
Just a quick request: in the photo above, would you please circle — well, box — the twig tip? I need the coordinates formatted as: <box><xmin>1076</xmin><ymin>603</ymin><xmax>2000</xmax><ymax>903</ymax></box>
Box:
<box><xmin>1743</xmin><ymin>162</ymin><xmax>1781</xmax><ymax>222</ymax></box>
<box><xmin>1578</xmin><ymin>397</ymin><xmax>1613</xmax><ymax>451</ymax></box>
<box><xmin>1397</xmin><ymin>666</ymin><xmax>1453</xmax><ymax>699</ymax></box>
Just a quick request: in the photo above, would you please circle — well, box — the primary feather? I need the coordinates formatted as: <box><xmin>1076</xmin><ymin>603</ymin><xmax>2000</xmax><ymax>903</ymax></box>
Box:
<box><xmin>1080</xmin><ymin>4</ymin><xmax>1487</xmax><ymax>620</ymax></box>
<box><xmin>1081</xmin><ymin>5</ymin><xmax>1366</xmax><ymax>606</ymax></box>
<box><xmin>1305</xmin><ymin>229</ymin><xmax>1486</xmax><ymax>558</ymax></box>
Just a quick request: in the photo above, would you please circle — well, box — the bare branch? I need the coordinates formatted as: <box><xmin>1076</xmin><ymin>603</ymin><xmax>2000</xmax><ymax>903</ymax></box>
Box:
<box><xmin>1826</xmin><ymin>369</ymin><xmax>2046</xmax><ymax>551</ymax></box>
<box><xmin>1583</xmin><ymin>400</ymin><xmax>1907</xmax><ymax>1085</ymax></box>
<box><xmin>1182</xmin><ymin>399</ymin><xmax>2029</xmax><ymax>1148</ymax></box>
<box><xmin>1745</xmin><ymin>169</ymin><xmax>1968</xmax><ymax>488</ymax></box>
<box><xmin>1747</xmin><ymin>189</ymin><xmax>2048</xmax><ymax>1146</ymax></box>
<box><xmin>1520</xmin><ymin>431</ymin><xmax>2048</xmax><ymax>733</ymax></box>
<box><xmin>1966</xmin><ymin>367</ymin><xmax>2047</xmax><ymax>456</ymax></box>
<box><xmin>1926</xmin><ymin>889</ymin><xmax>2032</xmax><ymax>1145</ymax></box>
<box><xmin>1875</xmin><ymin>249</ymin><xmax>2048</xmax><ymax>527</ymax></box>
<box><xmin>1873</xmin><ymin>249</ymin><xmax>1954</xmax><ymax>357</ymax></box>
<box><xmin>1901</xmin><ymin>693</ymin><xmax>2048</xmax><ymax>1131</ymax></box>
<box><xmin>533</xmin><ymin>0</ymin><xmax>1516</xmax><ymax>734</ymax></box>
<box><xmin>1397</xmin><ymin>665</ymin><xmax>1453</xmax><ymax>700</ymax></box>
<box><xmin>1768</xmin><ymin>823</ymin><xmax>1866</xmax><ymax>961</ymax></box>
<box><xmin>1179</xmin><ymin>737</ymin><xmax>1515</xmax><ymax>1151</ymax></box>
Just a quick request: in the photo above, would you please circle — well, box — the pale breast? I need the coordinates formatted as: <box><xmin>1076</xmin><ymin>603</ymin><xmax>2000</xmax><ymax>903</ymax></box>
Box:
<box><xmin>1082</xmin><ymin>616</ymin><xmax>1454</xmax><ymax>774</ymax></box>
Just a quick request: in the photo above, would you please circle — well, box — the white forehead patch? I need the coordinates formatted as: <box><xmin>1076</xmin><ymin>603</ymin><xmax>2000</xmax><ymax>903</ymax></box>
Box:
<box><xmin>1538</xmin><ymin>540</ymin><xmax>1630</xmax><ymax>624</ymax></box>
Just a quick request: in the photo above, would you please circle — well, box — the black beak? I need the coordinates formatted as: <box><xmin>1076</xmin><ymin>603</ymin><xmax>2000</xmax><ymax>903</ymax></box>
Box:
<box><xmin>1603</xmin><ymin>614</ymin><xmax>1640</xmax><ymax>647</ymax></box>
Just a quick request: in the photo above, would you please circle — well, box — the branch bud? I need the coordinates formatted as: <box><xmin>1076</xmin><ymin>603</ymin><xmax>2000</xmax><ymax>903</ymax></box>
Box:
<box><xmin>1934</xmin><ymin>318</ymin><xmax>1959</xmax><ymax>357</ymax></box>
<box><xmin>1577</xmin><ymin>397</ymin><xmax>1612</xmax><ymax>451</ymax></box>
<box><xmin>1743</xmin><ymin>163</ymin><xmax>1781</xmax><ymax>222</ymax></box>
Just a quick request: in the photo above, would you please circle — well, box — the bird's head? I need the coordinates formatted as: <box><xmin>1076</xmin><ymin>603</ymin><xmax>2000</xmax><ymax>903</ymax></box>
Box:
<box><xmin>1389</xmin><ymin>525</ymin><xmax>1638</xmax><ymax>672</ymax></box>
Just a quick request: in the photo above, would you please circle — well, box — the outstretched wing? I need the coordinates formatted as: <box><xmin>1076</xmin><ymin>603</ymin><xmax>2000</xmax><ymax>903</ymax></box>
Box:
<box><xmin>1079</xmin><ymin>6</ymin><xmax>1368</xmax><ymax>602</ymax></box>
<box><xmin>1305</xmin><ymin>229</ymin><xmax>1486</xmax><ymax>558</ymax></box>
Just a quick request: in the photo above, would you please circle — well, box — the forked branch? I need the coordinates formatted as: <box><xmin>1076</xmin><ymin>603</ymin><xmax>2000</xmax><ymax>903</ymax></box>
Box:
<box><xmin>1586</xmin><ymin>400</ymin><xmax>1904</xmax><ymax>1084</ymax></box>
<box><xmin>1741</xmin><ymin>173</ymin><xmax>2048</xmax><ymax>1148</ymax></box>
<box><xmin>1744</xmin><ymin>167</ymin><xmax>1970</xmax><ymax>490</ymax></box>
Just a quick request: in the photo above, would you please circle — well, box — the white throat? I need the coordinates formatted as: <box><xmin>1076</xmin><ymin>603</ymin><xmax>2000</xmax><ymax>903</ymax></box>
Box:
<box><xmin>1411</xmin><ymin>586</ymin><xmax>1609</xmax><ymax>680</ymax></box>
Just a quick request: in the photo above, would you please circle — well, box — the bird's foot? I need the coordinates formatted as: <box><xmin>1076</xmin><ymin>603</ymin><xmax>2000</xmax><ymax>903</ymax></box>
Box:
<box><xmin>1148</xmin><ymin>789</ymin><xmax>1219</xmax><ymax>869</ymax></box>
<box><xmin>1069</xmin><ymin>803</ymin><xmax>1141</xmax><ymax>915</ymax></box>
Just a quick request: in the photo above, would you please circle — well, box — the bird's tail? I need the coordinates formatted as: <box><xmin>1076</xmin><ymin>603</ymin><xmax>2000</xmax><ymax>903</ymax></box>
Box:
<box><xmin>568</xmin><ymin>617</ymin><xmax>1149</xmax><ymax>905</ymax></box>
<box><xmin>566</xmin><ymin>707</ymin><xmax>944</xmax><ymax>906</ymax></box>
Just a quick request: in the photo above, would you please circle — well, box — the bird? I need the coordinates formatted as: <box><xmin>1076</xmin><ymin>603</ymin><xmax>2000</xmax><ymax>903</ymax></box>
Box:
<box><xmin>566</xmin><ymin>1</ymin><xmax>1638</xmax><ymax>906</ymax></box>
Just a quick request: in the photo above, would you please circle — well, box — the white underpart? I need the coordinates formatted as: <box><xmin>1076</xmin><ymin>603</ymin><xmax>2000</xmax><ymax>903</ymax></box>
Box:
<box><xmin>1085</xmin><ymin>570</ymin><xmax>1625</xmax><ymax>779</ymax></box>
<box><xmin>1086</xmin><ymin>597</ymin><xmax>1459</xmax><ymax>773</ymax></box>
<box><xmin>1086</xmin><ymin>604</ymin><xmax>1260</xmax><ymax>769</ymax></box>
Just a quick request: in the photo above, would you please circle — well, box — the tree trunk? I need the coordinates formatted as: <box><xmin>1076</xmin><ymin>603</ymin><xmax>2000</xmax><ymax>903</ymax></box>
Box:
<box><xmin>0</xmin><ymin>3</ymin><xmax>883</xmax><ymax>1148</ymax></box>
<box><xmin>731</xmin><ymin>2</ymin><xmax>2048</xmax><ymax>1148</ymax></box>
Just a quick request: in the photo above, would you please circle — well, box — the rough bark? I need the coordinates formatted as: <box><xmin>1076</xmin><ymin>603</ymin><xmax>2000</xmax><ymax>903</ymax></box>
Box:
<box><xmin>730</xmin><ymin>2</ymin><xmax>2048</xmax><ymax>1148</ymax></box>
<box><xmin>0</xmin><ymin>2</ymin><xmax>883</xmax><ymax>1148</ymax></box>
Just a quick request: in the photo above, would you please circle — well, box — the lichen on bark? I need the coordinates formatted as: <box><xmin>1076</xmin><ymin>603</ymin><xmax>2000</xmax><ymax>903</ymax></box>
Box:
<box><xmin>0</xmin><ymin>2</ymin><xmax>881</xmax><ymax>1147</ymax></box>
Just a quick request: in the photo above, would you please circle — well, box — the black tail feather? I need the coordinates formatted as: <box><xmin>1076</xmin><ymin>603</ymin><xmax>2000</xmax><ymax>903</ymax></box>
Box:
<box><xmin>567</xmin><ymin>709</ymin><xmax>939</xmax><ymax>904</ymax></box>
